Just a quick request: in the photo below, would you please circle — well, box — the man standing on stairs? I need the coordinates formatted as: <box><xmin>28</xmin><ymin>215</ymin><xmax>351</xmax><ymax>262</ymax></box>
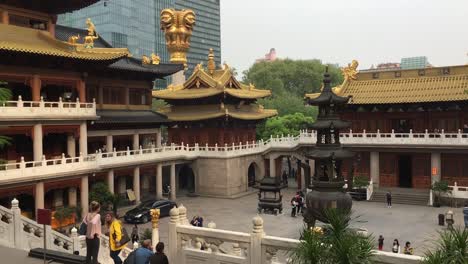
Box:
<box><xmin>386</xmin><ymin>191</ymin><xmax>392</xmax><ymax>208</ymax></box>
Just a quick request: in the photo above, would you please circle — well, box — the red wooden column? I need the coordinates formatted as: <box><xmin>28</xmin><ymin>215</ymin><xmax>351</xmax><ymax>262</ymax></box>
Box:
<box><xmin>1</xmin><ymin>10</ymin><xmax>9</xmax><ymax>24</ymax></box>
<box><xmin>76</xmin><ymin>80</ymin><xmax>86</xmax><ymax>103</ymax></box>
<box><xmin>30</xmin><ymin>75</ymin><xmax>41</xmax><ymax>101</ymax></box>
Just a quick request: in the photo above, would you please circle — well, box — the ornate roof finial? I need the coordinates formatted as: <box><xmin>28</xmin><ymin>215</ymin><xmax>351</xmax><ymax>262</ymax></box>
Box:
<box><xmin>341</xmin><ymin>60</ymin><xmax>359</xmax><ymax>82</ymax></box>
<box><xmin>84</xmin><ymin>18</ymin><xmax>99</xmax><ymax>48</ymax></box>
<box><xmin>142</xmin><ymin>55</ymin><xmax>151</xmax><ymax>65</ymax></box>
<box><xmin>208</xmin><ymin>48</ymin><xmax>216</xmax><ymax>75</ymax></box>
<box><xmin>151</xmin><ymin>53</ymin><xmax>161</xmax><ymax>65</ymax></box>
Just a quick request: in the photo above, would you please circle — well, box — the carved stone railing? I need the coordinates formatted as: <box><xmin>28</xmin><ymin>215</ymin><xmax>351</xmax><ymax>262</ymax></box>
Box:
<box><xmin>168</xmin><ymin>205</ymin><xmax>423</xmax><ymax>264</ymax></box>
<box><xmin>0</xmin><ymin>96</ymin><xmax>96</xmax><ymax>120</ymax></box>
<box><xmin>2</xmin><ymin>130</ymin><xmax>468</xmax><ymax>185</ymax></box>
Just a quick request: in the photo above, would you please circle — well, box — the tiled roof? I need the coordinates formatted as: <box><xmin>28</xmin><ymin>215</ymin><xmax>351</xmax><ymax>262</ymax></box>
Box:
<box><xmin>0</xmin><ymin>24</ymin><xmax>129</xmax><ymax>61</ymax></box>
<box><xmin>0</xmin><ymin>0</ymin><xmax>99</xmax><ymax>14</ymax></box>
<box><xmin>95</xmin><ymin>110</ymin><xmax>169</xmax><ymax>124</ymax></box>
<box><xmin>159</xmin><ymin>104</ymin><xmax>277</xmax><ymax>121</ymax></box>
<box><xmin>305</xmin><ymin>65</ymin><xmax>468</xmax><ymax>104</ymax></box>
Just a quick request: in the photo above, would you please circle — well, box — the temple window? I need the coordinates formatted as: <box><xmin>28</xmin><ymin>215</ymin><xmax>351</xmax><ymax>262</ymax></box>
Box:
<box><xmin>103</xmin><ymin>86</ymin><xmax>125</xmax><ymax>104</ymax></box>
<box><xmin>129</xmin><ymin>88</ymin><xmax>149</xmax><ymax>105</ymax></box>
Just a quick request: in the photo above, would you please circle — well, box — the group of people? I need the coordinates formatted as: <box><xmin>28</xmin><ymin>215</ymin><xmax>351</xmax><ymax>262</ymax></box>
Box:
<box><xmin>82</xmin><ymin>201</ymin><xmax>169</xmax><ymax>264</ymax></box>
<box><xmin>190</xmin><ymin>215</ymin><xmax>204</xmax><ymax>227</ymax></box>
<box><xmin>378</xmin><ymin>235</ymin><xmax>414</xmax><ymax>255</ymax></box>
<box><xmin>290</xmin><ymin>191</ymin><xmax>305</xmax><ymax>217</ymax></box>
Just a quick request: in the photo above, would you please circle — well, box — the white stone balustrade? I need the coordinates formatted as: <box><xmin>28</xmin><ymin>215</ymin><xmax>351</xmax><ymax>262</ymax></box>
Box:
<box><xmin>0</xmin><ymin>97</ymin><xmax>96</xmax><ymax>120</ymax></box>
<box><xmin>167</xmin><ymin>205</ymin><xmax>423</xmax><ymax>264</ymax></box>
<box><xmin>2</xmin><ymin>130</ymin><xmax>468</xmax><ymax>185</ymax></box>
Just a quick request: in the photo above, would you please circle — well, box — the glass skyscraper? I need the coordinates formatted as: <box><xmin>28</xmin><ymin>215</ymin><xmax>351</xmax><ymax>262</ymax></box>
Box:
<box><xmin>58</xmin><ymin>0</ymin><xmax>221</xmax><ymax>81</ymax></box>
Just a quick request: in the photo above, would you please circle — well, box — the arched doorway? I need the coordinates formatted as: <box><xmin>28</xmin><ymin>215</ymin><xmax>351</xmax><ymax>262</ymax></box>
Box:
<box><xmin>248</xmin><ymin>162</ymin><xmax>260</xmax><ymax>187</ymax></box>
<box><xmin>178</xmin><ymin>165</ymin><xmax>195</xmax><ymax>194</ymax></box>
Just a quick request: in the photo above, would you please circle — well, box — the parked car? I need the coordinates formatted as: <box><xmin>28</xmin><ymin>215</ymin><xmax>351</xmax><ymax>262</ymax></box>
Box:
<box><xmin>124</xmin><ymin>199</ymin><xmax>177</xmax><ymax>224</ymax></box>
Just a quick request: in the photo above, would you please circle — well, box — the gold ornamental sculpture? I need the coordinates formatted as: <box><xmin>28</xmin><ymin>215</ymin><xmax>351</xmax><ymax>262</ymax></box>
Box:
<box><xmin>150</xmin><ymin>208</ymin><xmax>160</xmax><ymax>229</ymax></box>
<box><xmin>160</xmin><ymin>8</ymin><xmax>196</xmax><ymax>69</ymax></box>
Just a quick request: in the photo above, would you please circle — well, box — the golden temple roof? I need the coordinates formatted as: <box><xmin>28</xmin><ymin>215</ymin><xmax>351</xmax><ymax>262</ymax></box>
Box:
<box><xmin>305</xmin><ymin>64</ymin><xmax>468</xmax><ymax>104</ymax></box>
<box><xmin>0</xmin><ymin>24</ymin><xmax>130</xmax><ymax>61</ymax></box>
<box><xmin>159</xmin><ymin>104</ymin><xmax>278</xmax><ymax>121</ymax></box>
<box><xmin>153</xmin><ymin>51</ymin><xmax>271</xmax><ymax>100</ymax></box>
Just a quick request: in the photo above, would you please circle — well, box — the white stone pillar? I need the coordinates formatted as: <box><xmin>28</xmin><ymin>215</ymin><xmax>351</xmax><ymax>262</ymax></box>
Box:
<box><xmin>156</xmin><ymin>130</ymin><xmax>162</xmax><ymax>148</ymax></box>
<box><xmin>107</xmin><ymin>170</ymin><xmax>115</xmax><ymax>194</ymax></box>
<box><xmin>106</xmin><ymin>135</ymin><xmax>113</xmax><ymax>152</ymax></box>
<box><xmin>168</xmin><ymin>207</ymin><xmax>179</xmax><ymax>263</ymax></box>
<box><xmin>156</xmin><ymin>164</ymin><xmax>163</xmax><ymax>199</ymax></box>
<box><xmin>269</xmin><ymin>156</ymin><xmax>276</xmax><ymax>177</ymax></box>
<box><xmin>53</xmin><ymin>189</ymin><xmax>64</xmax><ymax>208</ymax></box>
<box><xmin>133</xmin><ymin>167</ymin><xmax>140</xmax><ymax>203</ymax></box>
<box><xmin>370</xmin><ymin>152</ymin><xmax>380</xmax><ymax>187</ymax></box>
<box><xmin>11</xmin><ymin>199</ymin><xmax>23</xmax><ymax>249</ymax></box>
<box><xmin>81</xmin><ymin>176</ymin><xmax>89</xmax><ymax>216</ymax></box>
<box><xmin>35</xmin><ymin>182</ymin><xmax>44</xmax><ymax>216</ymax></box>
<box><xmin>118</xmin><ymin>176</ymin><xmax>127</xmax><ymax>195</ymax></box>
<box><xmin>170</xmin><ymin>163</ymin><xmax>176</xmax><ymax>200</ymax></box>
<box><xmin>133</xmin><ymin>133</ymin><xmax>139</xmax><ymax>150</ymax></box>
<box><xmin>250</xmin><ymin>216</ymin><xmax>264</xmax><ymax>264</ymax></box>
<box><xmin>68</xmin><ymin>187</ymin><xmax>77</xmax><ymax>207</ymax></box>
<box><xmin>431</xmin><ymin>152</ymin><xmax>441</xmax><ymax>184</ymax></box>
<box><xmin>67</xmin><ymin>134</ymin><xmax>76</xmax><ymax>158</ymax></box>
<box><xmin>33</xmin><ymin>124</ymin><xmax>43</xmax><ymax>161</ymax></box>
<box><xmin>79</xmin><ymin>122</ymin><xmax>88</xmax><ymax>156</ymax></box>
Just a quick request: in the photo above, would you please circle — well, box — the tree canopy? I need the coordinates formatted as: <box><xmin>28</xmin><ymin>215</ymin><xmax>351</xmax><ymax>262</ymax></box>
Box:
<box><xmin>257</xmin><ymin>112</ymin><xmax>314</xmax><ymax>140</ymax></box>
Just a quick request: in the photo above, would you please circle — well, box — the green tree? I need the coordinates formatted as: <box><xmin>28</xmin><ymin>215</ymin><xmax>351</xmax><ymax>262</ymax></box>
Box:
<box><xmin>423</xmin><ymin>228</ymin><xmax>468</xmax><ymax>264</ymax></box>
<box><xmin>54</xmin><ymin>206</ymin><xmax>75</xmax><ymax>232</ymax></box>
<box><xmin>290</xmin><ymin>209</ymin><xmax>375</xmax><ymax>264</ymax></box>
<box><xmin>89</xmin><ymin>182</ymin><xmax>116</xmax><ymax>213</ymax></box>
<box><xmin>431</xmin><ymin>180</ymin><xmax>450</xmax><ymax>207</ymax></box>
<box><xmin>257</xmin><ymin>112</ymin><xmax>315</xmax><ymax>140</ymax></box>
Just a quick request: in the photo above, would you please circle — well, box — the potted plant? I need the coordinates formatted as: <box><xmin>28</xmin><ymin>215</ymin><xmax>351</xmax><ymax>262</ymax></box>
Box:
<box><xmin>431</xmin><ymin>180</ymin><xmax>450</xmax><ymax>207</ymax></box>
<box><xmin>349</xmin><ymin>176</ymin><xmax>370</xmax><ymax>201</ymax></box>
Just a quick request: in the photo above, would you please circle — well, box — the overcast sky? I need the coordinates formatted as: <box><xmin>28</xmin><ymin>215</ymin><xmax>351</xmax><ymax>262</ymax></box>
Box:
<box><xmin>220</xmin><ymin>0</ymin><xmax>468</xmax><ymax>74</ymax></box>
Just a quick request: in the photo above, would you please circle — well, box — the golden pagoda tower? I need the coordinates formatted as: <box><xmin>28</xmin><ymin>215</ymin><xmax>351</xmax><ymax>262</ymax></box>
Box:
<box><xmin>153</xmin><ymin>49</ymin><xmax>277</xmax><ymax>146</ymax></box>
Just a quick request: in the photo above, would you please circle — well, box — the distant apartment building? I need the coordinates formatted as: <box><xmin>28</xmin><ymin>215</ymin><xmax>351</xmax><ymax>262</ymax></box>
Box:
<box><xmin>58</xmin><ymin>0</ymin><xmax>221</xmax><ymax>83</ymax></box>
<box><xmin>400</xmin><ymin>56</ymin><xmax>431</xmax><ymax>69</ymax></box>
<box><xmin>256</xmin><ymin>48</ymin><xmax>277</xmax><ymax>63</ymax></box>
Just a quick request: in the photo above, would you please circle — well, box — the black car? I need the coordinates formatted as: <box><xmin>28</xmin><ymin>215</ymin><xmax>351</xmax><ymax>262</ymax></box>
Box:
<box><xmin>124</xmin><ymin>199</ymin><xmax>177</xmax><ymax>224</ymax></box>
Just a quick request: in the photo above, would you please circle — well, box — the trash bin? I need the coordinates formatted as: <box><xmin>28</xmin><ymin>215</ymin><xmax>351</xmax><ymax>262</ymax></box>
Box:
<box><xmin>438</xmin><ymin>214</ymin><xmax>445</xmax><ymax>226</ymax></box>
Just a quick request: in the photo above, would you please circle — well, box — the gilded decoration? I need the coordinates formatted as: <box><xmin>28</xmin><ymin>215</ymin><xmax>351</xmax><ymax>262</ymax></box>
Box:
<box><xmin>341</xmin><ymin>60</ymin><xmax>359</xmax><ymax>82</ymax></box>
<box><xmin>151</xmin><ymin>53</ymin><xmax>161</xmax><ymax>65</ymax></box>
<box><xmin>207</xmin><ymin>48</ymin><xmax>216</xmax><ymax>75</ymax></box>
<box><xmin>142</xmin><ymin>55</ymin><xmax>151</xmax><ymax>65</ymax></box>
<box><xmin>160</xmin><ymin>8</ymin><xmax>196</xmax><ymax>69</ymax></box>
<box><xmin>150</xmin><ymin>208</ymin><xmax>160</xmax><ymax>229</ymax></box>
<box><xmin>84</xmin><ymin>18</ymin><xmax>99</xmax><ymax>48</ymax></box>
<box><xmin>68</xmin><ymin>34</ymin><xmax>80</xmax><ymax>45</ymax></box>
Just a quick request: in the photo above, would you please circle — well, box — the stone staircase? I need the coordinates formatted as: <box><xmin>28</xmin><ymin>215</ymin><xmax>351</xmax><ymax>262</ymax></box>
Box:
<box><xmin>370</xmin><ymin>188</ymin><xmax>429</xmax><ymax>206</ymax></box>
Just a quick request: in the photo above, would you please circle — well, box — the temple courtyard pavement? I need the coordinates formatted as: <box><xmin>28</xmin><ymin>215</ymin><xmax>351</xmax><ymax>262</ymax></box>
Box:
<box><xmin>122</xmin><ymin>188</ymin><xmax>465</xmax><ymax>256</ymax></box>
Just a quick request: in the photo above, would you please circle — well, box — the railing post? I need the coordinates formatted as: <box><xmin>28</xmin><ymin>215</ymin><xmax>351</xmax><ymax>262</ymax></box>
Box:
<box><xmin>168</xmin><ymin>207</ymin><xmax>179</xmax><ymax>263</ymax></box>
<box><xmin>215</xmin><ymin>143</ymin><xmax>218</xmax><ymax>151</ymax></box>
<box><xmin>20</xmin><ymin>156</ymin><xmax>25</xmax><ymax>169</ymax></box>
<box><xmin>409</xmin><ymin>129</ymin><xmax>413</xmax><ymax>138</ymax></box>
<box><xmin>92</xmin><ymin>98</ymin><xmax>96</xmax><ymax>109</ymax></box>
<box><xmin>41</xmin><ymin>155</ymin><xmax>47</xmax><ymax>167</ymax></box>
<box><xmin>12</xmin><ymin>198</ymin><xmax>23</xmax><ymax>249</ymax></box>
<box><xmin>71</xmin><ymin>227</ymin><xmax>81</xmax><ymax>254</ymax></box>
<box><xmin>425</xmin><ymin>129</ymin><xmax>428</xmax><ymax>138</ymax></box>
<box><xmin>362</xmin><ymin>129</ymin><xmax>366</xmax><ymax>138</ymax></box>
<box><xmin>39</xmin><ymin>96</ymin><xmax>45</xmax><ymax>108</ymax></box>
<box><xmin>232</xmin><ymin>142</ymin><xmax>235</xmax><ymax>150</ymax></box>
<box><xmin>391</xmin><ymin>129</ymin><xmax>395</xmax><ymax>138</ymax></box>
<box><xmin>171</xmin><ymin>143</ymin><xmax>175</xmax><ymax>151</ymax></box>
<box><xmin>78</xmin><ymin>152</ymin><xmax>83</xmax><ymax>163</ymax></box>
<box><xmin>139</xmin><ymin>145</ymin><xmax>143</xmax><ymax>155</ymax></box>
<box><xmin>58</xmin><ymin>97</ymin><xmax>63</xmax><ymax>109</ymax></box>
<box><xmin>17</xmin><ymin>95</ymin><xmax>23</xmax><ymax>108</ymax></box>
<box><xmin>377</xmin><ymin>129</ymin><xmax>380</xmax><ymax>138</ymax></box>
<box><xmin>250</xmin><ymin>216</ymin><xmax>264</xmax><ymax>264</ymax></box>
<box><xmin>195</xmin><ymin>143</ymin><xmax>199</xmax><ymax>151</ymax></box>
<box><xmin>61</xmin><ymin>153</ymin><xmax>66</xmax><ymax>164</ymax></box>
<box><xmin>126</xmin><ymin>146</ymin><xmax>130</xmax><ymax>156</ymax></box>
<box><xmin>75</xmin><ymin>98</ymin><xmax>80</xmax><ymax>109</ymax></box>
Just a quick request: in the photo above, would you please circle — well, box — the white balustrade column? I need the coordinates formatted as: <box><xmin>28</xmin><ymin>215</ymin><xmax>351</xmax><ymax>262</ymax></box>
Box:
<box><xmin>106</xmin><ymin>135</ymin><xmax>113</xmax><ymax>152</ymax></box>
<box><xmin>269</xmin><ymin>156</ymin><xmax>276</xmax><ymax>177</ymax></box>
<box><xmin>133</xmin><ymin>133</ymin><xmax>139</xmax><ymax>151</ymax></box>
<box><xmin>35</xmin><ymin>182</ymin><xmax>44</xmax><ymax>217</ymax></box>
<box><xmin>431</xmin><ymin>152</ymin><xmax>441</xmax><ymax>184</ymax></box>
<box><xmin>107</xmin><ymin>170</ymin><xmax>115</xmax><ymax>194</ymax></box>
<box><xmin>168</xmin><ymin>207</ymin><xmax>179</xmax><ymax>263</ymax></box>
<box><xmin>79</xmin><ymin>122</ymin><xmax>88</xmax><ymax>156</ymax></box>
<box><xmin>156</xmin><ymin>164</ymin><xmax>163</xmax><ymax>199</ymax></box>
<box><xmin>68</xmin><ymin>187</ymin><xmax>77</xmax><ymax>207</ymax></box>
<box><xmin>11</xmin><ymin>199</ymin><xmax>23</xmax><ymax>249</ymax></box>
<box><xmin>33</xmin><ymin>123</ymin><xmax>43</xmax><ymax>161</ymax></box>
<box><xmin>67</xmin><ymin>134</ymin><xmax>76</xmax><ymax>158</ymax></box>
<box><xmin>370</xmin><ymin>151</ymin><xmax>380</xmax><ymax>187</ymax></box>
<box><xmin>250</xmin><ymin>216</ymin><xmax>264</xmax><ymax>264</ymax></box>
<box><xmin>170</xmin><ymin>163</ymin><xmax>176</xmax><ymax>200</ymax></box>
<box><xmin>80</xmin><ymin>176</ymin><xmax>89</xmax><ymax>216</ymax></box>
<box><xmin>133</xmin><ymin>166</ymin><xmax>141</xmax><ymax>203</ymax></box>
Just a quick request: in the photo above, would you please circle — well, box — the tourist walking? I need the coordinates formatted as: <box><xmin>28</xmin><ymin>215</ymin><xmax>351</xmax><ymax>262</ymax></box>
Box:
<box><xmin>106</xmin><ymin>212</ymin><xmax>129</xmax><ymax>264</ymax></box>
<box><xmin>190</xmin><ymin>216</ymin><xmax>199</xmax><ymax>226</ymax></box>
<box><xmin>83</xmin><ymin>201</ymin><xmax>101</xmax><ymax>264</ymax></box>
<box><xmin>291</xmin><ymin>196</ymin><xmax>297</xmax><ymax>217</ymax></box>
<box><xmin>463</xmin><ymin>202</ymin><xmax>468</xmax><ymax>228</ymax></box>
<box><xmin>378</xmin><ymin>235</ymin><xmax>384</xmax><ymax>251</ymax></box>
<box><xmin>403</xmin><ymin>241</ymin><xmax>414</xmax><ymax>255</ymax></box>
<box><xmin>149</xmin><ymin>242</ymin><xmax>169</xmax><ymax>264</ymax></box>
<box><xmin>197</xmin><ymin>216</ymin><xmax>204</xmax><ymax>227</ymax></box>
<box><xmin>135</xmin><ymin>239</ymin><xmax>154</xmax><ymax>264</ymax></box>
<box><xmin>131</xmin><ymin>224</ymin><xmax>139</xmax><ymax>244</ymax></box>
<box><xmin>392</xmin><ymin>239</ymin><xmax>400</xmax><ymax>253</ymax></box>
<box><xmin>386</xmin><ymin>191</ymin><xmax>392</xmax><ymax>208</ymax></box>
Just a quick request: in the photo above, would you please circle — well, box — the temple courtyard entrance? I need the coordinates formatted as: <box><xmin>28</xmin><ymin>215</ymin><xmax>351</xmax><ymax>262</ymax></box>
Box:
<box><xmin>122</xmin><ymin>188</ymin><xmax>464</xmax><ymax>256</ymax></box>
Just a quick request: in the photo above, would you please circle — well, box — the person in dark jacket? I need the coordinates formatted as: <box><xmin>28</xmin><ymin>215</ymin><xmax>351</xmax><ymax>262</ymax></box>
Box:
<box><xmin>386</xmin><ymin>191</ymin><xmax>392</xmax><ymax>208</ymax></box>
<box><xmin>149</xmin><ymin>242</ymin><xmax>169</xmax><ymax>264</ymax></box>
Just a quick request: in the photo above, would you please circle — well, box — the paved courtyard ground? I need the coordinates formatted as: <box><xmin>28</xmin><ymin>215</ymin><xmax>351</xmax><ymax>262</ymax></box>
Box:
<box><xmin>122</xmin><ymin>188</ymin><xmax>465</xmax><ymax>256</ymax></box>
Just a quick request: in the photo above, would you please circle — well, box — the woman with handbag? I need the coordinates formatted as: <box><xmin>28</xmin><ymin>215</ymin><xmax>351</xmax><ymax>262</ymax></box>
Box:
<box><xmin>105</xmin><ymin>212</ymin><xmax>129</xmax><ymax>264</ymax></box>
<box><xmin>83</xmin><ymin>201</ymin><xmax>101</xmax><ymax>264</ymax></box>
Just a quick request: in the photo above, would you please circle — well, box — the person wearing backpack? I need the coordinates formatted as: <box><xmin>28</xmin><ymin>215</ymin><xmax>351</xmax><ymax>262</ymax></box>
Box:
<box><xmin>83</xmin><ymin>201</ymin><xmax>101</xmax><ymax>264</ymax></box>
<box><xmin>106</xmin><ymin>212</ymin><xmax>129</xmax><ymax>264</ymax></box>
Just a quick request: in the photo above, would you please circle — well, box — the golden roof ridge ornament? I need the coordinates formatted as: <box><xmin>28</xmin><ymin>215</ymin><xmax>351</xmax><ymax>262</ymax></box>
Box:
<box><xmin>84</xmin><ymin>18</ymin><xmax>99</xmax><ymax>48</ymax></box>
<box><xmin>207</xmin><ymin>48</ymin><xmax>216</xmax><ymax>75</ymax></box>
<box><xmin>160</xmin><ymin>8</ymin><xmax>196</xmax><ymax>70</ymax></box>
<box><xmin>342</xmin><ymin>60</ymin><xmax>359</xmax><ymax>82</ymax></box>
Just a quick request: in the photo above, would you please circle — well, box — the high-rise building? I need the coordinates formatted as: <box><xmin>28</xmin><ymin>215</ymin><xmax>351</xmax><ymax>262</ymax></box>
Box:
<box><xmin>400</xmin><ymin>56</ymin><xmax>431</xmax><ymax>69</ymax></box>
<box><xmin>58</xmin><ymin>0</ymin><xmax>221</xmax><ymax>81</ymax></box>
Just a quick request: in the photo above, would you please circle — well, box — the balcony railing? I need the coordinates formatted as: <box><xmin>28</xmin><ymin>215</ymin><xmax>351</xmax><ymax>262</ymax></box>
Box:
<box><xmin>1</xmin><ymin>130</ymin><xmax>468</xmax><ymax>184</ymax></box>
<box><xmin>0</xmin><ymin>96</ymin><xmax>97</xmax><ymax>120</ymax></box>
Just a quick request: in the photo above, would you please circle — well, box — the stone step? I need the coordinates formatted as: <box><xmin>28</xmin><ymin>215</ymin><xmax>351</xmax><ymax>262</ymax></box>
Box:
<box><xmin>370</xmin><ymin>191</ymin><xmax>429</xmax><ymax>206</ymax></box>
